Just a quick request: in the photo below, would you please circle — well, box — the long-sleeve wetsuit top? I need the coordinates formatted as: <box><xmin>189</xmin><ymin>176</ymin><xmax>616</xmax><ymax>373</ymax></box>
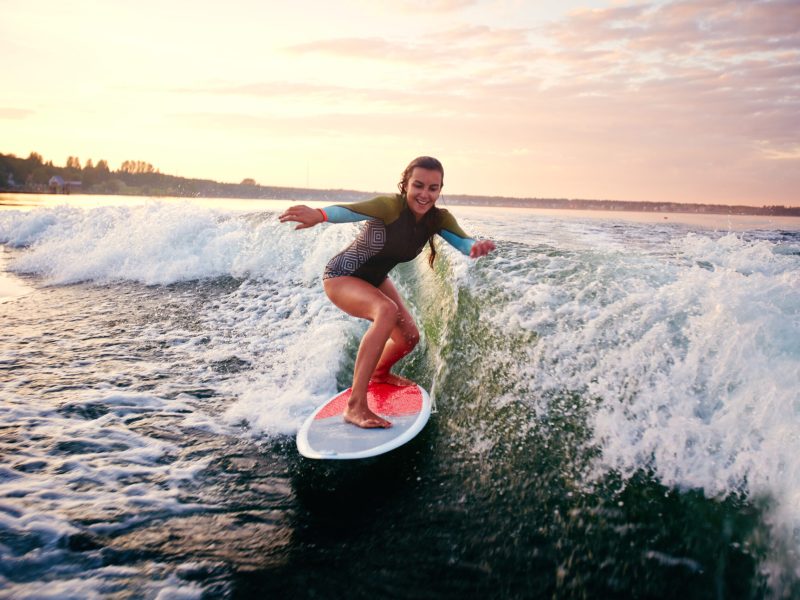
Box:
<box><xmin>321</xmin><ymin>195</ymin><xmax>476</xmax><ymax>287</ymax></box>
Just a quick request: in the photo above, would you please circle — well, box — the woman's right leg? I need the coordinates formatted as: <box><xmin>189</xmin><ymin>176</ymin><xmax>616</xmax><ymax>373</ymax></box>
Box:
<box><xmin>323</xmin><ymin>276</ymin><xmax>399</xmax><ymax>428</ymax></box>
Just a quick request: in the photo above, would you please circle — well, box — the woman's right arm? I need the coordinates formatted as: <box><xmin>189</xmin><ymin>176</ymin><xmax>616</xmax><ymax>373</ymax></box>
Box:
<box><xmin>278</xmin><ymin>205</ymin><xmax>326</xmax><ymax>229</ymax></box>
<box><xmin>279</xmin><ymin>203</ymin><xmax>375</xmax><ymax>229</ymax></box>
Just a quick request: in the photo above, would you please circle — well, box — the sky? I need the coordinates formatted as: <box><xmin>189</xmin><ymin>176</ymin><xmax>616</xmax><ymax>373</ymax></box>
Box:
<box><xmin>1</xmin><ymin>0</ymin><xmax>798</xmax><ymax>206</ymax></box>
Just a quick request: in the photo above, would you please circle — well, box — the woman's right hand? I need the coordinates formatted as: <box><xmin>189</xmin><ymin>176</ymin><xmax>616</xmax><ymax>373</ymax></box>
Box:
<box><xmin>278</xmin><ymin>205</ymin><xmax>324</xmax><ymax>230</ymax></box>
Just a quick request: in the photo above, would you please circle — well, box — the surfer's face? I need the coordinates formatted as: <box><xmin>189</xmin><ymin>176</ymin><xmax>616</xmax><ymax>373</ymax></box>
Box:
<box><xmin>405</xmin><ymin>167</ymin><xmax>442</xmax><ymax>221</ymax></box>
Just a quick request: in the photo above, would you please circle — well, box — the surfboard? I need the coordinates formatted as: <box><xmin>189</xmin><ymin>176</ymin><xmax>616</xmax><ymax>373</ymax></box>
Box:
<box><xmin>296</xmin><ymin>382</ymin><xmax>431</xmax><ymax>460</ymax></box>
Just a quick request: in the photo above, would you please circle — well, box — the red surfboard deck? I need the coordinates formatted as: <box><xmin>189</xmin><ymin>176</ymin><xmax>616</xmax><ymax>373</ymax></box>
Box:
<box><xmin>297</xmin><ymin>382</ymin><xmax>431</xmax><ymax>460</ymax></box>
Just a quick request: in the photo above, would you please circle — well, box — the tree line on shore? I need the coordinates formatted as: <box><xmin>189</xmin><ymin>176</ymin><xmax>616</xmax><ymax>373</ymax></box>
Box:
<box><xmin>1</xmin><ymin>150</ymin><xmax>798</xmax><ymax>216</ymax></box>
<box><xmin>0</xmin><ymin>151</ymin><xmax>371</xmax><ymax>202</ymax></box>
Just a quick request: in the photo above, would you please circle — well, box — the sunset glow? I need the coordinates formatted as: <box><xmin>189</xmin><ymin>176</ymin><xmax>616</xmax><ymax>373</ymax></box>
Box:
<box><xmin>2</xmin><ymin>0</ymin><xmax>798</xmax><ymax>205</ymax></box>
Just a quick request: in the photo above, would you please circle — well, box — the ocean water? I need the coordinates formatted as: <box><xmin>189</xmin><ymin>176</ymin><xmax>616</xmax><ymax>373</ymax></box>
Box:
<box><xmin>1</xmin><ymin>194</ymin><xmax>799</xmax><ymax>599</ymax></box>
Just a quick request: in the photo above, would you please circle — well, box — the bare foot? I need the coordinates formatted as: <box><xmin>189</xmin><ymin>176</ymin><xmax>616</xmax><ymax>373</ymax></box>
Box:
<box><xmin>343</xmin><ymin>402</ymin><xmax>392</xmax><ymax>429</ymax></box>
<box><xmin>370</xmin><ymin>372</ymin><xmax>415</xmax><ymax>387</ymax></box>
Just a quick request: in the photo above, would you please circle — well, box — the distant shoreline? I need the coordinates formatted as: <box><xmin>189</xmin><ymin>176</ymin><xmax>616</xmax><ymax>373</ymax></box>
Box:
<box><xmin>2</xmin><ymin>188</ymin><xmax>799</xmax><ymax>218</ymax></box>
<box><xmin>2</xmin><ymin>150</ymin><xmax>797</xmax><ymax>217</ymax></box>
<box><xmin>439</xmin><ymin>194</ymin><xmax>800</xmax><ymax>218</ymax></box>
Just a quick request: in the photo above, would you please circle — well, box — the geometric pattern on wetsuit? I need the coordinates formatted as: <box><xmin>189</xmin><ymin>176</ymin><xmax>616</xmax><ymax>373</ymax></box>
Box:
<box><xmin>320</xmin><ymin>195</ymin><xmax>476</xmax><ymax>287</ymax></box>
<box><xmin>323</xmin><ymin>219</ymin><xmax>386</xmax><ymax>282</ymax></box>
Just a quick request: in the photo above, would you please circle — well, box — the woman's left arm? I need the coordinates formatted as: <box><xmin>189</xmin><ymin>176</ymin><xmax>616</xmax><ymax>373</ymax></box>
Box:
<box><xmin>469</xmin><ymin>239</ymin><xmax>496</xmax><ymax>258</ymax></box>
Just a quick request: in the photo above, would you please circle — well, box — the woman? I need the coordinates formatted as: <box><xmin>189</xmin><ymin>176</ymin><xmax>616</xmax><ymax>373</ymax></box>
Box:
<box><xmin>279</xmin><ymin>156</ymin><xmax>495</xmax><ymax>428</ymax></box>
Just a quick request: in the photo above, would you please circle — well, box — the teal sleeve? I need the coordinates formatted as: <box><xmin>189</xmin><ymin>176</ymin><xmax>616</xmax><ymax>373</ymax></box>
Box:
<box><xmin>322</xmin><ymin>196</ymin><xmax>402</xmax><ymax>224</ymax></box>
<box><xmin>333</xmin><ymin>196</ymin><xmax>401</xmax><ymax>223</ymax></box>
<box><xmin>322</xmin><ymin>205</ymin><xmax>370</xmax><ymax>223</ymax></box>
<box><xmin>439</xmin><ymin>229</ymin><xmax>475</xmax><ymax>256</ymax></box>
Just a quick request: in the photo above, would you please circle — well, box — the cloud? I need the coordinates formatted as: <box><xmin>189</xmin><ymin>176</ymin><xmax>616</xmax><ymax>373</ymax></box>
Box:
<box><xmin>194</xmin><ymin>0</ymin><xmax>799</xmax><ymax>161</ymax></box>
<box><xmin>174</xmin><ymin>79</ymin><xmax>471</xmax><ymax>118</ymax></box>
<box><xmin>174</xmin><ymin>109</ymin><xmax>484</xmax><ymax>140</ymax></box>
<box><xmin>0</xmin><ymin>107</ymin><xmax>34</xmax><ymax>119</ymax></box>
<box><xmin>178</xmin><ymin>80</ymin><xmax>372</xmax><ymax>100</ymax></box>
<box><xmin>285</xmin><ymin>24</ymin><xmax>532</xmax><ymax>68</ymax></box>
<box><xmin>169</xmin><ymin>0</ymin><xmax>798</xmax><ymax>202</ymax></box>
<box><xmin>550</xmin><ymin>0</ymin><xmax>800</xmax><ymax>57</ymax></box>
<box><xmin>393</xmin><ymin>0</ymin><xmax>479</xmax><ymax>12</ymax></box>
<box><xmin>436</xmin><ymin>24</ymin><xmax>530</xmax><ymax>46</ymax></box>
<box><xmin>286</xmin><ymin>37</ymin><xmax>429</xmax><ymax>62</ymax></box>
<box><xmin>538</xmin><ymin>0</ymin><xmax>800</xmax><ymax>152</ymax></box>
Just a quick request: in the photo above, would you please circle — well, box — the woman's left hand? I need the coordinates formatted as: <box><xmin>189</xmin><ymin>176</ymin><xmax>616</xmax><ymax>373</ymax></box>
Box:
<box><xmin>470</xmin><ymin>239</ymin><xmax>496</xmax><ymax>258</ymax></box>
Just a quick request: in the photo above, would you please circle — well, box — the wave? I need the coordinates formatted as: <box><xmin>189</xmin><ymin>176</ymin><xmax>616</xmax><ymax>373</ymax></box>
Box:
<box><xmin>2</xmin><ymin>202</ymin><xmax>800</xmax><ymax>539</ymax></box>
<box><xmin>468</xmin><ymin>224</ymin><xmax>800</xmax><ymax>536</ymax></box>
<box><xmin>0</xmin><ymin>202</ymin><xmax>346</xmax><ymax>286</ymax></box>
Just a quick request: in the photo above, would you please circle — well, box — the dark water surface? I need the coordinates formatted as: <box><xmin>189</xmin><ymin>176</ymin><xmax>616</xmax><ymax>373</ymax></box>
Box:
<box><xmin>2</xmin><ymin>199</ymin><xmax>799</xmax><ymax>598</ymax></box>
<box><xmin>0</xmin><ymin>276</ymin><xmax>790</xmax><ymax>599</ymax></box>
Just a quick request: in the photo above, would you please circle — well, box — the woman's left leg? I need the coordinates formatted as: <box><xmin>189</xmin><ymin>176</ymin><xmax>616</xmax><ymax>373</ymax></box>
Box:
<box><xmin>371</xmin><ymin>278</ymin><xmax>420</xmax><ymax>386</ymax></box>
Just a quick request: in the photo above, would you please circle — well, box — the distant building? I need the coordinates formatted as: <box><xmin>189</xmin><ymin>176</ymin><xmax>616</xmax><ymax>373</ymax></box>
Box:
<box><xmin>48</xmin><ymin>176</ymin><xmax>82</xmax><ymax>194</ymax></box>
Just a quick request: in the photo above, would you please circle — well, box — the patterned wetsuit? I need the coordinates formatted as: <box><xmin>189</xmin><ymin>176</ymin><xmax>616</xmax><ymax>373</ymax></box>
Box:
<box><xmin>321</xmin><ymin>195</ymin><xmax>475</xmax><ymax>287</ymax></box>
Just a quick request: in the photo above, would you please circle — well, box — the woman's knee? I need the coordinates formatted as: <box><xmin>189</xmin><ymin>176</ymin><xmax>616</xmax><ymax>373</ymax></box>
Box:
<box><xmin>373</xmin><ymin>297</ymin><xmax>400</xmax><ymax>327</ymax></box>
<box><xmin>405</xmin><ymin>324</ymin><xmax>420</xmax><ymax>349</ymax></box>
<box><xmin>397</xmin><ymin>316</ymin><xmax>420</xmax><ymax>349</ymax></box>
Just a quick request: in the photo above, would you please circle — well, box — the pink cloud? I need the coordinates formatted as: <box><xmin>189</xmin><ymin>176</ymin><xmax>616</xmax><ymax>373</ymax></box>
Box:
<box><xmin>436</xmin><ymin>24</ymin><xmax>530</xmax><ymax>47</ymax></box>
<box><xmin>286</xmin><ymin>37</ymin><xmax>431</xmax><ymax>62</ymax></box>
<box><xmin>285</xmin><ymin>23</ymin><xmax>535</xmax><ymax>69</ymax></box>
<box><xmin>174</xmin><ymin>0</ymin><xmax>798</xmax><ymax>203</ymax></box>
<box><xmin>216</xmin><ymin>0</ymin><xmax>799</xmax><ymax>162</ymax></box>
<box><xmin>553</xmin><ymin>0</ymin><xmax>799</xmax><ymax>56</ymax></box>
<box><xmin>538</xmin><ymin>1</ymin><xmax>799</xmax><ymax>143</ymax></box>
<box><xmin>0</xmin><ymin>108</ymin><xmax>34</xmax><ymax>119</ymax></box>
<box><xmin>395</xmin><ymin>0</ymin><xmax>479</xmax><ymax>12</ymax></box>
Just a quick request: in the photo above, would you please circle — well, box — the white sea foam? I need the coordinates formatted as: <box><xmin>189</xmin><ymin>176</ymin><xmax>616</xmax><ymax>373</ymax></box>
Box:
<box><xmin>0</xmin><ymin>563</ymin><xmax>205</xmax><ymax>600</ymax></box>
<box><xmin>1</xmin><ymin>203</ymin><xmax>281</xmax><ymax>285</ymax></box>
<box><xmin>479</xmin><ymin>217</ymin><xmax>800</xmax><ymax>535</ymax></box>
<box><xmin>0</xmin><ymin>246</ymin><xmax>33</xmax><ymax>303</ymax></box>
<box><xmin>200</xmin><ymin>277</ymin><xmax>355</xmax><ymax>435</ymax></box>
<box><xmin>0</xmin><ymin>386</ymin><xmax>215</xmax><ymax>596</ymax></box>
<box><xmin>0</xmin><ymin>201</ymin><xmax>361</xmax><ymax>434</ymax></box>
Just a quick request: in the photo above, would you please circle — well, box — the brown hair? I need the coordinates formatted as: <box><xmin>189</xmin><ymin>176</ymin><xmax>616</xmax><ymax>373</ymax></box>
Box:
<box><xmin>398</xmin><ymin>156</ymin><xmax>444</xmax><ymax>268</ymax></box>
